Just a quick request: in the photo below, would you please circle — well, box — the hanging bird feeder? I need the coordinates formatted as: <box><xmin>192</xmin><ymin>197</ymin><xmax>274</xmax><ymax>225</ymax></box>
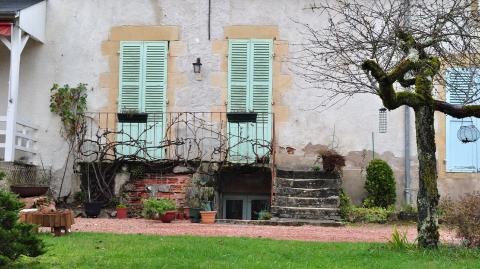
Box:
<box><xmin>457</xmin><ymin>124</ymin><xmax>480</xmax><ymax>143</ymax></box>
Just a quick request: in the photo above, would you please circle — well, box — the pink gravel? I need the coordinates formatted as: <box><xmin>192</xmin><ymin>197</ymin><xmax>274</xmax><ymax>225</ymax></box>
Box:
<box><xmin>68</xmin><ymin>218</ymin><xmax>458</xmax><ymax>243</ymax></box>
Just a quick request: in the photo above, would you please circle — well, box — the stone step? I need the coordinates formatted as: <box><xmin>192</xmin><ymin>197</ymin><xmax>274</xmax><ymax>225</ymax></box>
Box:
<box><xmin>274</xmin><ymin>196</ymin><xmax>339</xmax><ymax>208</ymax></box>
<box><xmin>276</xmin><ymin>170</ymin><xmax>340</xmax><ymax>179</ymax></box>
<box><xmin>275</xmin><ymin>187</ymin><xmax>339</xmax><ymax>198</ymax></box>
<box><xmin>276</xmin><ymin>177</ymin><xmax>339</xmax><ymax>189</ymax></box>
<box><xmin>271</xmin><ymin>206</ymin><xmax>341</xmax><ymax>221</ymax></box>
<box><xmin>215</xmin><ymin>218</ymin><xmax>343</xmax><ymax>227</ymax></box>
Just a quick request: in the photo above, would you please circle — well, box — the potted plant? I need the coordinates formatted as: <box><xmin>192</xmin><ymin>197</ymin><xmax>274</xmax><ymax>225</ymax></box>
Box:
<box><xmin>84</xmin><ymin>164</ymin><xmax>103</xmax><ymax>218</ymax></box>
<box><xmin>200</xmin><ymin>201</ymin><xmax>217</xmax><ymax>224</ymax></box>
<box><xmin>117</xmin><ymin>108</ymin><xmax>148</xmax><ymax>123</ymax></box>
<box><xmin>116</xmin><ymin>203</ymin><xmax>128</xmax><ymax>219</ymax></box>
<box><xmin>320</xmin><ymin>149</ymin><xmax>346</xmax><ymax>173</ymax></box>
<box><xmin>142</xmin><ymin>198</ymin><xmax>176</xmax><ymax>223</ymax></box>
<box><xmin>176</xmin><ymin>207</ymin><xmax>184</xmax><ymax>220</ymax></box>
<box><xmin>185</xmin><ymin>185</ymin><xmax>215</xmax><ymax>223</ymax></box>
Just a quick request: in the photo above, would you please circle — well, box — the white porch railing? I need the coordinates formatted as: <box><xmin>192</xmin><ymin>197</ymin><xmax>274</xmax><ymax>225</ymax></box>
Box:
<box><xmin>0</xmin><ymin>116</ymin><xmax>38</xmax><ymax>161</ymax></box>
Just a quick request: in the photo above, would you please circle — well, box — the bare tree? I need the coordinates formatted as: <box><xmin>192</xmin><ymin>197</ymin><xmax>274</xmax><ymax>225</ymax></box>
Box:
<box><xmin>295</xmin><ymin>0</ymin><xmax>480</xmax><ymax>248</ymax></box>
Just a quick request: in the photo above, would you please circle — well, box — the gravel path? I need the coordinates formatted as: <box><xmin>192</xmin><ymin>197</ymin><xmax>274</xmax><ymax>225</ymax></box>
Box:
<box><xmin>68</xmin><ymin>218</ymin><xmax>457</xmax><ymax>243</ymax></box>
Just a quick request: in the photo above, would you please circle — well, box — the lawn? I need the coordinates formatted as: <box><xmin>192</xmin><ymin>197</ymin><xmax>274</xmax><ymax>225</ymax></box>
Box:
<box><xmin>8</xmin><ymin>233</ymin><xmax>480</xmax><ymax>269</ymax></box>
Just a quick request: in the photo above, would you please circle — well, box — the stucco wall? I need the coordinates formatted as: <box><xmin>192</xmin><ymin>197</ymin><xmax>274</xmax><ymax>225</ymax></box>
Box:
<box><xmin>0</xmin><ymin>0</ymin><xmax>477</xmax><ymax>203</ymax></box>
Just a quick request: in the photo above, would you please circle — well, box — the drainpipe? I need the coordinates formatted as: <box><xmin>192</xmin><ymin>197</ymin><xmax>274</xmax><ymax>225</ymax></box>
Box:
<box><xmin>404</xmin><ymin>105</ymin><xmax>412</xmax><ymax>204</ymax></box>
<box><xmin>403</xmin><ymin>0</ymin><xmax>412</xmax><ymax>205</ymax></box>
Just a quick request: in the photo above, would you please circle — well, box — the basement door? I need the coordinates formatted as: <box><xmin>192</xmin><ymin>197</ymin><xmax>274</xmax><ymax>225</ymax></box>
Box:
<box><xmin>117</xmin><ymin>41</ymin><xmax>167</xmax><ymax>159</ymax></box>
<box><xmin>227</xmin><ymin>39</ymin><xmax>273</xmax><ymax>163</ymax></box>
<box><xmin>222</xmin><ymin>194</ymin><xmax>270</xmax><ymax>220</ymax></box>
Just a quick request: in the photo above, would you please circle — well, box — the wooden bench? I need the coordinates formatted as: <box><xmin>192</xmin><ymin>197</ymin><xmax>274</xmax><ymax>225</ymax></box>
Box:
<box><xmin>20</xmin><ymin>209</ymin><xmax>74</xmax><ymax>236</ymax></box>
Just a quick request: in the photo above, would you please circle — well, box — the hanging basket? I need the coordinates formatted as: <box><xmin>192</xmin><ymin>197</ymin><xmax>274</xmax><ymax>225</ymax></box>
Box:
<box><xmin>457</xmin><ymin>125</ymin><xmax>480</xmax><ymax>143</ymax></box>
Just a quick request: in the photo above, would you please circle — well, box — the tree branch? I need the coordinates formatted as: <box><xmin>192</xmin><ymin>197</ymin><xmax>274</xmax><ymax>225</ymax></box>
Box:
<box><xmin>434</xmin><ymin>100</ymin><xmax>480</xmax><ymax>118</ymax></box>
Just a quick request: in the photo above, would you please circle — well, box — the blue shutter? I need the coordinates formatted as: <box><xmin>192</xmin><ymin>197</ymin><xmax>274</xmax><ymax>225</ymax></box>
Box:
<box><xmin>445</xmin><ymin>68</ymin><xmax>478</xmax><ymax>172</ymax></box>
<box><xmin>143</xmin><ymin>42</ymin><xmax>167</xmax><ymax>159</ymax></box>
<box><xmin>227</xmin><ymin>39</ymin><xmax>273</xmax><ymax>163</ymax></box>
<box><xmin>117</xmin><ymin>41</ymin><xmax>167</xmax><ymax>159</ymax></box>
<box><xmin>118</xmin><ymin>42</ymin><xmax>145</xmax><ymax>157</ymax></box>
<box><xmin>228</xmin><ymin>40</ymin><xmax>251</xmax><ymax>162</ymax></box>
<box><xmin>250</xmin><ymin>40</ymin><xmax>273</xmax><ymax>159</ymax></box>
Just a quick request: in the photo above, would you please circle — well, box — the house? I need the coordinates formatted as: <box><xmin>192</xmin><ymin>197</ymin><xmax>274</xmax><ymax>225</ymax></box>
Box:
<box><xmin>0</xmin><ymin>0</ymin><xmax>479</xmax><ymax>221</ymax></box>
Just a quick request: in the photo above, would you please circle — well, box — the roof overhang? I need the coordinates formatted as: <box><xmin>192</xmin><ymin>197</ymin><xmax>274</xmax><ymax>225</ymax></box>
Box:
<box><xmin>0</xmin><ymin>0</ymin><xmax>46</xmax><ymax>43</ymax></box>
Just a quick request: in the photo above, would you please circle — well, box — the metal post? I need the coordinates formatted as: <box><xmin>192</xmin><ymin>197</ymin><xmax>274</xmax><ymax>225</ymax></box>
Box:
<box><xmin>4</xmin><ymin>25</ymin><xmax>22</xmax><ymax>162</ymax></box>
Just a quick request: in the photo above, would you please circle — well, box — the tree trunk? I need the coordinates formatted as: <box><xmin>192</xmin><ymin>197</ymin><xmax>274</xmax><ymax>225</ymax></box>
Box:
<box><xmin>414</xmin><ymin>105</ymin><xmax>440</xmax><ymax>248</ymax></box>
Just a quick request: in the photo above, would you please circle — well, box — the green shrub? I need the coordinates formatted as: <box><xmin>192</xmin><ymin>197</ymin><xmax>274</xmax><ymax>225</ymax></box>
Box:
<box><xmin>0</xmin><ymin>190</ymin><xmax>45</xmax><ymax>265</ymax></box>
<box><xmin>258</xmin><ymin>210</ymin><xmax>272</xmax><ymax>220</ymax></box>
<box><xmin>347</xmin><ymin>206</ymin><xmax>392</xmax><ymax>223</ymax></box>
<box><xmin>142</xmin><ymin>198</ymin><xmax>176</xmax><ymax>219</ymax></box>
<box><xmin>364</xmin><ymin>159</ymin><xmax>396</xmax><ymax>208</ymax></box>
<box><xmin>440</xmin><ymin>192</ymin><xmax>480</xmax><ymax>247</ymax></box>
<box><xmin>339</xmin><ymin>189</ymin><xmax>352</xmax><ymax>220</ymax></box>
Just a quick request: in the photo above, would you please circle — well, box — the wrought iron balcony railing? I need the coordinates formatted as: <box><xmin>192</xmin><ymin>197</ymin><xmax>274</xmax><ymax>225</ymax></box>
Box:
<box><xmin>78</xmin><ymin>112</ymin><xmax>274</xmax><ymax>164</ymax></box>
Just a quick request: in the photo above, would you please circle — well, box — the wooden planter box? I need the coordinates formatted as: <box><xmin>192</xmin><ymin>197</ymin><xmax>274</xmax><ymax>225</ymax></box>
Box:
<box><xmin>117</xmin><ymin>113</ymin><xmax>148</xmax><ymax>123</ymax></box>
<box><xmin>227</xmin><ymin>112</ymin><xmax>257</xmax><ymax>123</ymax></box>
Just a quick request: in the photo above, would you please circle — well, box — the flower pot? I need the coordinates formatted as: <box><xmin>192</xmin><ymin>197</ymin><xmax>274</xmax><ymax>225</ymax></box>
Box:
<box><xmin>84</xmin><ymin>201</ymin><xmax>103</xmax><ymax>218</ymax></box>
<box><xmin>117</xmin><ymin>207</ymin><xmax>128</xmax><ymax>219</ymax></box>
<box><xmin>200</xmin><ymin>211</ymin><xmax>217</xmax><ymax>224</ymax></box>
<box><xmin>160</xmin><ymin>211</ymin><xmax>176</xmax><ymax>223</ymax></box>
<box><xmin>183</xmin><ymin>207</ymin><xmax>190</xmax><ymax>219</ymax></box>
<box><xmin>176</xmin><ymin>212</ymin><xmax>184</xmax><ymax>220</ymax></box>
<box><xmin>189</xmin><ymin>208</ymin><xmax>201</xmax><ymax>223</ymax></box>
<box><xmin>10</xmin><ymin>185</ymin><xmax>49</xmax><ymax>197</ymax></box>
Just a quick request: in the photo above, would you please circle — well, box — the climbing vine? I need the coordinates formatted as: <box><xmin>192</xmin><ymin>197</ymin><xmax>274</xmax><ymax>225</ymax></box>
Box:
<box><xmin>49</xmin><ymin>83</ymin><xmax>89</xmax><ymax>201</ymax></box>
<box><xmin>49</xmin><ymin>83</ymin><xmax>88</xmax><ymax>139</ymax></box>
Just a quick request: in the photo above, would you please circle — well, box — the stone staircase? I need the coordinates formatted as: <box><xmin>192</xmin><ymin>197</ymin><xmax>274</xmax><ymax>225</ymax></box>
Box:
<box><xmin>271</xmin><ymin>170</ymin><xmax>342</xmax><ymax>226</ymax></box>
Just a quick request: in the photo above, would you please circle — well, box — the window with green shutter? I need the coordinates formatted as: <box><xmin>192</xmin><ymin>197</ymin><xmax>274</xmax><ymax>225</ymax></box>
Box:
<box><xmin>228</xmin><ymin>39</ymin><xmax>273</xmax><ymax>162</ymax></box>
<box><xmin>445</xmin><ymin>68</ymin><xmax>480</xmax><ymax>172</ymax></box>
<box><xmin>117</xmin><ymin>41</ymin><xmax>168</xmax><ymax>159</ymax></box>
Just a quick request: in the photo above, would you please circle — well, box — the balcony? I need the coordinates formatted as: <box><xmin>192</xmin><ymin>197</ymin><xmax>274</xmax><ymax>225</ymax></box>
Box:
<box><xmin>79</xmin><ymin>112</ymin><xmax>274</xmax><ymax>165</ymax></box>
<box><xmin>0</xmin><ymin>116</ymin><xmax>38</xmax><ymax>162</ymax></box>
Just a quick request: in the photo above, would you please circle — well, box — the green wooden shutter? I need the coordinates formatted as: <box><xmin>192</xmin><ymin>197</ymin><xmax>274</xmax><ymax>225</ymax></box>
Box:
<box><xmin>117</xmin><ymin>41</ymin><xmax>167</xmax><ymax>159</ymax></box>
<box><xmin>445</xmin><ymin>68</ymin><xmax>478</xmax><ymax>172</ymax></box>
<box><xmin>227</xmin><ymin>39</ymin><xmax>273</xmax><ymax>162</ymax></box>
<box><xmin>119</xmin><ymin>42</ymin><xmax>142</xmax><ymax>111</ymax></box>
<box><xmin>228</xmin><ymin>40</ymin><xmax>250</xmax><ymax>161</ymax></box>
<box><xmin>118</xmin><ymin>42</ymin><xmax>144</xmax><ymax>157</ymax></box>
<box><xmin>228</xmin><ymin>40</ymin><xmax>250</xmax><ymax>112</ymax></box>
<box><xmin>143</xmin><ymin>42</ymin><xmax>168</xmax><ymax>159</ymax></box>
<box><xmin>250</xmin><ymin>40</ymin><xmax>273</xmax><ymax>158</ymax></box>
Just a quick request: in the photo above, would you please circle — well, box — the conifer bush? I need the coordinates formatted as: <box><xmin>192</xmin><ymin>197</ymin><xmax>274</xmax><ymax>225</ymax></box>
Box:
<box><xmin>364</xmin><ymin>159</ymin><xmax>396</xmax><ymax>208</ymax></box>
<box><xmin>0</xmin><ymin>171</ymin><xmax>45</xmax><ymax>265</ymax></box>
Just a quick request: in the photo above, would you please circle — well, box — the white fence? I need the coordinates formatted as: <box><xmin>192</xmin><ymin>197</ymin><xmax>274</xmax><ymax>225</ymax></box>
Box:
<box><xmin>0</xmin><ymin>116</ymin><xmax>38</xmax><ymax>162</ymax></box>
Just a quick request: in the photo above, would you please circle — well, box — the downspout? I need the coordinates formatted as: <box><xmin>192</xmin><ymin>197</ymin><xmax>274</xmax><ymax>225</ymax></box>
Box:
<box><xmin>404</xmin><ymin>106</ymin><xmax>411</xmax><ymax>204</ymax></box>
<box><xmin>404</xmin><ymin>0</ymin><xmax>412</xmax><ymax>205</ymax></box>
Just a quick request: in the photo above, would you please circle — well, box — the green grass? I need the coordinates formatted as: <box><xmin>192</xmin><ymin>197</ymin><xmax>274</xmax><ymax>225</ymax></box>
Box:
<box><xmin>7</xmin><ymin>233</ymin><xmax>480</xmax><ymax>269</ymax></box>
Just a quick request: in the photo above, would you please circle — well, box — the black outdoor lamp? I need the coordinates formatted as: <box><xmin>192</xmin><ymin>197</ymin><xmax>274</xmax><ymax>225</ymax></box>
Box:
<box><xmin>193</xmin><ymin>58</ymin><xmax>202</xmax><ymax>74</ymax></box>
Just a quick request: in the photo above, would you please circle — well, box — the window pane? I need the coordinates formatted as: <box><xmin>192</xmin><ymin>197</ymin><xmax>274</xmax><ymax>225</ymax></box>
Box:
<box><xmin>225</xmin><ymin>200</ymin><xmax>243</xmax><ymax>219</ymax></box>
<box><xmin>250</xmin><ymin>199</ymin><xmax>269</xmax><ymax>220</ymax></box>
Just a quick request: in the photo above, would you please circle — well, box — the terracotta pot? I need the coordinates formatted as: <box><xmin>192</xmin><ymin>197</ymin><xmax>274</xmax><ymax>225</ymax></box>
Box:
<box><xmin>183</xmin><ymin>207</ymin><xmax>190</xmax><ymax>219</ymax></box>
<box><xmin>10</xmin><ymin>186</ymin><xmax>49</xmax><ymax>197</ymax></box>
<box><xmin>200</xmin><ymin>211</ymin><xmax>217</xmax><ymax>224</ymax></box>
<box><xmin>117</xmin><ymin>207</ymin><xmax>128</xmax><ymax>219</ymax></box>
<box><xmin>176</xmin><ymin>212</ymin><xmax>184</xmax><ymax>220</ymax></box>
<box><xmin>160</xmin><ymin>211</ymin><xmax>176</xmax><ymax>223</ymax></box>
